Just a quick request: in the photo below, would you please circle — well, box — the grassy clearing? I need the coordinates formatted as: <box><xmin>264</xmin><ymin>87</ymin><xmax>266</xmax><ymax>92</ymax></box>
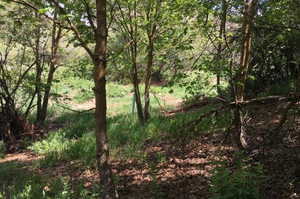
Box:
<box><xmin>27</xmin><ymin>78</ymin><xmax>229</xmax><ymax>165</ymax></box>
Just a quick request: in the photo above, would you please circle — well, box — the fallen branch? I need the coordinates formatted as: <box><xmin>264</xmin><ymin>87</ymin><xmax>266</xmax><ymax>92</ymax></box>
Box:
<box><xmin>231</xmin><ymin>95</ymin><xmax>299</xmax><ymax>106</ymax></box>
<box><xmin>171</xmin><ymin>94</ymin><xmax>300</xmax><ymax>135</ymax></box>
<box><xmin>165</xmin><ymin>96</ymin><xmax>226</xmax><ymax>116</ymax></box>
<box><xmin>56</xmin><ymin>103</ymin><xmax>95</xmax><ymax>114</ymax></box>
<box><xmin>166</xmin><ymin>95</ymin><xmax>300</xmax><ymax>117</ymax></box>
<box><xmin>183</xmin><ymin>105</ymin><xmax>228</xmax><ymax>132</ymax></box>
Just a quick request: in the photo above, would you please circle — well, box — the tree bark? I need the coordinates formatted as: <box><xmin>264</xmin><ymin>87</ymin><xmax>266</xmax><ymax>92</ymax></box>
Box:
<box><xmin>233</xmin><ymin>0</ymin><xmax>257</xmax><ymax>149</ymax></box>
<box><xmin>94</xmin><ymin>0</ymin><xmax>117</xmax><ymax>198</ymax></box>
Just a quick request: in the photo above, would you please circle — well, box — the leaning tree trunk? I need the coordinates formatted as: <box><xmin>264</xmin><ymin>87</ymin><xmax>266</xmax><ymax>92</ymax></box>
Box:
<box><xmin>39</xmin><ymin>64</ymin><xmax>56</xmax><ymax>124</ymax></box>
<box><xmin>233</xmin><ymin>0</ymin><xmax>257</xmax><ymax>149</ymax></box>
<box><xmin>39</xmin><ymin>14</ymin><xmax>62</xmax><ymax>125</ymax></box>
<box><xmin>94</xmin><ymin>0</ymin><xmax>117</xmax><ymax>198</ymax></box>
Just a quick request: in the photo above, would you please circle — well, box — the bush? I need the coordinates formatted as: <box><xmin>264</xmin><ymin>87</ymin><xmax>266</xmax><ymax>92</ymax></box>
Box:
<box><xmin>210</xmin><ymin>156</ymin><xmax>265</xmax><ymax>199</ymax></box>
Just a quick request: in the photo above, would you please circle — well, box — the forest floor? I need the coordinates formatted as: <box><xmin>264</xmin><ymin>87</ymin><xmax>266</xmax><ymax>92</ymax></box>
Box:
<box><xmin>0</xmin><ymin>84</ymin><xmax>300</xmax><ymax>198</ymax></box>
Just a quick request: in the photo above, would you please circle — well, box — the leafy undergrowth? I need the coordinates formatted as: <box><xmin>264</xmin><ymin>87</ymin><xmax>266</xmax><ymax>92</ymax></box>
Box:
<box><xmin>1</xmin><ymin>131</ymin><xmax>235</xmax><ymax>199</ymax></box>
<box><xmin>1</xmin><ymin>83</ymin><xmax>300</xmax><ymax>198</ymax></box>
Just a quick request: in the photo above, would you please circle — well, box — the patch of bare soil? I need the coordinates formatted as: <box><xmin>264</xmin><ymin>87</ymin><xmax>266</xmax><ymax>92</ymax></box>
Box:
<box><xmin>0</xmin><ymin>151</ymin><xmax>41</xmax><ymax>164</ymax></box>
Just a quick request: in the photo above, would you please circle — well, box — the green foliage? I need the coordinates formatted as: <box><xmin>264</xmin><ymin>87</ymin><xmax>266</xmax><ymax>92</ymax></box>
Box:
<box><xmin>0</xmin><ymin>161</ymin><xmax>99</xmax><ymax>199</ymax></box>
<box><xmin>179</xmin><ymin>70</ymin><xmax>219</xmax><ymax>98</ymax></box>
<box><xmin>209</xmin><ymin>156</ymin><xmax>265</xmax><ymax>199</ymax></box>
<box><xmin>107</xmin><ymin>83</ymin><xmax>131</xmax><ymax>98</ymax></box>
<box><xmin>29</xmin><ymin>131</ymin><xmax>96</xmax><ymax>167</ymax></box>
<box><xmin>64</xmin><ymin>56</ymin><xmax>93</xmax><ymax>79</ymax></box>
<box><xmin>53</xmin><ymin>77</ymin><xmax>94</xmax><ymax>104</ymax></box>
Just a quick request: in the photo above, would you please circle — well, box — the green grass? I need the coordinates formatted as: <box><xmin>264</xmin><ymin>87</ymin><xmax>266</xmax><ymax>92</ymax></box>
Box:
<box><xmin>52</xmin><ymin>77</ymin><xmax>94</xmax><ymax>103</ymax></box>
<box><xmin>29</xmin><ymin>103</ymin><xmax>230</xmax><ymax>167</ymax></box>
<box><xmin>53</xmin><ymin>76</ymin><xmax>185</xmax><ymax>101</ymax></box>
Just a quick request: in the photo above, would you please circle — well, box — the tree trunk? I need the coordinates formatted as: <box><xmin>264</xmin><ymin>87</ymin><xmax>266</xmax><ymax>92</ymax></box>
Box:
<box><xmin>132</xmin><ymin>61</ymin><xmax>145</xmax><ymax>124</ymax></box>
<box><xmin>94</xmin><ymin>0</ymin><xmax>117</xmax><ymax>198</ymax></box>
<box><xmin>216</xmin><ymin>0</ymin><xmax>227</xmax><ymax>95</ymax></box>
<box><xmin>144</xmin><ymin>39</ymin><xmax>154</xmax><ymax>121</ymax></box>
<box><xmin>143</xmin><ymin>0</ymin><xmax>160</xmax><ymax>122</ymax></box>
<box><xmin>39</xmin><ymin>14</ymin><xmax>62</xmax><ymax>124</ymax></box>
<box><xmin>34</xmin><ymin>27</ymin><xmax>43</xmax><ymax>124</ymax></box>
<box><xmin>131</xmin><ymin>1</ymin><xmax>145</xmax><ymax>125</ymax></box>
<box><xmin>39</xmin><ymin>65</ymin><xmax>55</xmax><ymax>123</ymax></box>
<box><xmin>233</xmin><ymin>0</ymin><xmax>257</xmax><ymax>149</ymax></box>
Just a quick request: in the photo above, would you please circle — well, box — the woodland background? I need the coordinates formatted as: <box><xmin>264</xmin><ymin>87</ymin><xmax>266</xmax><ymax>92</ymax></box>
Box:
<box><xmin>0</xmin><ymin>0</ymin><xmax>299</xmax><ymax>198</ymax></box>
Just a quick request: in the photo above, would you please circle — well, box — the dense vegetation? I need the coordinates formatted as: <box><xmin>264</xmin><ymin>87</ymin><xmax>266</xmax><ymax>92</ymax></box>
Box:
<box><xmin>0</xmin><ymin>0</ymin><xmax>299</xmax><ymax>198</ymax></box>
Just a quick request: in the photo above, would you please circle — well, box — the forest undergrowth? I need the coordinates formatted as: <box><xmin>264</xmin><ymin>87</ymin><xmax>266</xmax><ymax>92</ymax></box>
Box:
<box><xmin>0</xmin><ymin>80</ymin><xmax>299</xmax><ymax>199</ymax></box>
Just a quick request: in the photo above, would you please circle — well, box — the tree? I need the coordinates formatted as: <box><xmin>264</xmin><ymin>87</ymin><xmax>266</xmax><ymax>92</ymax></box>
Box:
<box><xmin>114</xmin><ymin>0</ymin><xmax>146</xmax><ymax>124</ymax></box>
<box><xmin>233</xmin><ymin>0</ymin><xmax>258</xmax><ymax>149</ymax></box>
<box><xmin>94</xmin><ymin>0</ymin><xmax>118</xmax><ymax>197</ymax></box>
<box><xmin>10</xmin><ymin>0</ymin><xmax>118</xmax><ymax>197</ymax></box>
<box><xmin>113</xmin><ymin>0</ymin><xmax>195</xmax><ymax>123</ymax></box>
<box><xmin>0</xmin><ymin>12</ymin><xmax>37</xmax><ymax>151</ymax></box>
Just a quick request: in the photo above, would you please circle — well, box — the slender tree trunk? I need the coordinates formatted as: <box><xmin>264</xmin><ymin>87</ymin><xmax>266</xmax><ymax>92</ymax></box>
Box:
<box><xmin>40</xmin><ymin>14</ymin><xmax>62</xmax><ymax>124</ymax></box>
<box><xmin>144</xmin><ymin>39</ymin><xmax>154</xmax><ymax>121</ymax></box>
<box><xmin>39</xmin><ymin>64</ymin><xmax>55</xmax><ymax>123</ymax></box>
<box><xmin>34</xmin><ymin>25</ymin><xmax>43</xmax><ymax>124</ymax></box>
<box><xmin>94</xmin><ymin>0</ymin><xmax>117</xmax><ymax>198</ymax></box>
<box><xmin>233</xmin><ymin>0</ymin><xmax>257</xmax><ymax>149</ymax></box>
<box><xmin>143</xmin><ymin>0</ymin><xmax>160</xmax><ymax>122</ymax></box>
<box><xmin>132</xmin><ymin>58</ymin><xmax>145</xmax><ymax>124</ymax></box>
<box><xmin>216</xmin><ymin>0</ymin><xmax>227</xmax><ymax>95</ymax></box>
<box><xmin>131</xmin><ymin>1</ymin><xmax>145</xmax><ymax>125</ymax></box>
